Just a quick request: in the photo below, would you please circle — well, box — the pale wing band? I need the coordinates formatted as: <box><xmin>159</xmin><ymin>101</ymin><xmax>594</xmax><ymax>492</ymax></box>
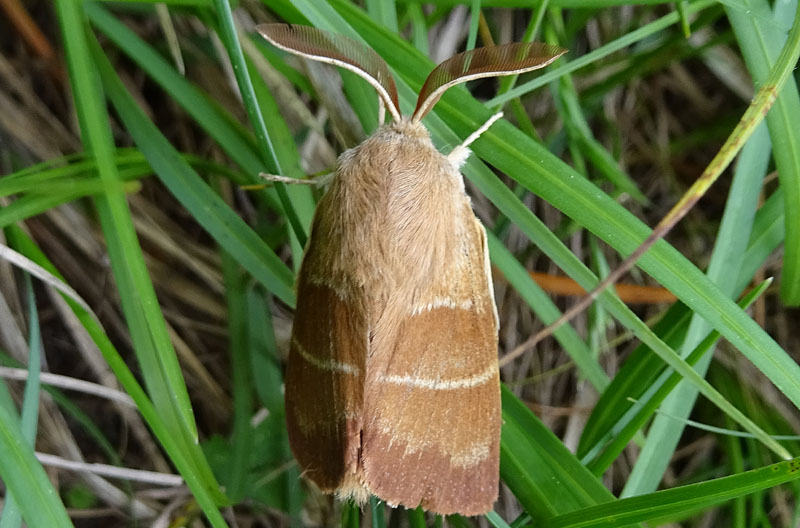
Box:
<box><xmin>377</xmin><ymin>364</ymin><xmax>496</xmax><ymax>390</ymax></box>
<box><xmin>292</xmin><ymin>336</ymin><xmax>360</xmax><ymax>375</ymax></box>
<box><xmin>410</xmin><ymin>297</ymin><xmax>474</xmax><ymax>316</ymax></box>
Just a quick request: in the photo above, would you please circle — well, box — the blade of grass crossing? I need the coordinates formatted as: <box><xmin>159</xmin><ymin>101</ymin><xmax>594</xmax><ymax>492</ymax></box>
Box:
<box><xmin>587</xmin><ymin>279</ymin><xmax>772</xmax><ymax>474</ymax></box>
<box><xmin>90</xmin><ymin>39</ymin><xmax>296</xmax><ymax>306</ymax></box>
<box><xmin>0</xmin><ymin>403</ymin><xmax>72</xmax><ymax>527</ymax></box>
<box><xmin>55</xmin><ymin>3</ymin><xmax>227</xmax><ymax>524</ymax></box>
<box><xmin>487</xmin><ymin>233</ymin><xmax>609</xmax><ymax>391</ymax></box>
<box><xmin>726</xmin><ymin>0</ymin><xmax>800</xmax><ymax>303</ymax></box>
<box><xmin>623</xmin><ymin>123</ymin><xmax>772</xmax><ymax>496</ymax></box>
<box><xmin>212</xmin><ymin>0</ymin><xmax>307</xmax><ymax>247</ymax></box>
<box><xmin>543</xmin><ymin>457</ymin><xmax>800</xmax><ymax>528</ymax></box>
<box><xmin>55</xmin><ymin>0</ymin><xmax>197</xmax><ymax>441</ymax></box>
<box><xmin>0</xmin><ymin>275</ymin><xmax>42</xmax><ymax>528</ymax></box>
<box><xmin>3</xmin><ymin>226</ymin><xmax>230</xmax><ymax>524</ymax></box>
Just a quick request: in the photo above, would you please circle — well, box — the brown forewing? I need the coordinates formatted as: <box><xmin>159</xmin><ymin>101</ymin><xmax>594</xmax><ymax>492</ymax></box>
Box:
<box><xmin>361</xmin><ymin>215</ymin><xmax>500</xmax><ymax>516</ymax></box>
<box><xmin>285</xmin><ymin>205</ymin><xmax>369</xmax><ymax>493</ymax></box>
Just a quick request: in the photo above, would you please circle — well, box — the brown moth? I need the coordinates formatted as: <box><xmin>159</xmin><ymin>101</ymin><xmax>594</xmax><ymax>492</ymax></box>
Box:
<box><xmin>257</xmin><ymin>23</ymin><xmax>565</xmax><ymax>516</ymax></box>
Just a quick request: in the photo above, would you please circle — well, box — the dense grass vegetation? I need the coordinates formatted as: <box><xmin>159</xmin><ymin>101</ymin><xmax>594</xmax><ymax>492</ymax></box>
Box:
<box><xmin>0</xmin><ymin>0</ymin><xmax>799</xmax><ymax>525</ymax></box>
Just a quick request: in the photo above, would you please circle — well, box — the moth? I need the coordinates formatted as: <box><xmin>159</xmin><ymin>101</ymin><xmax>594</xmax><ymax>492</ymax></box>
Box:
<box><xmin>257</xmin><ymin>23</ymin><xmax>565</xmax><ymax>516</ymax></box>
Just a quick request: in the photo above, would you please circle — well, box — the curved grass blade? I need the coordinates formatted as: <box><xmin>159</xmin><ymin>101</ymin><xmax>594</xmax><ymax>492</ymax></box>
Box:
<box><xmin>91</xmin><ymin>39</ymin><xmax>296</xmax><ymax>306</ymax></box>
<box><xmin>726</xmin><ymin>0</ymin><xmax>800</xmax><ymax>304</ymax></box>
<box><xmin>500</xmin><ymin>386</ymin><xmax>619</xmax><ymax>521</ymax></box>
<box><xmin>57</xmin><ymin>0</ymin><xmax>198</xmax><ymax>444</ymax></box>
<box><xmin>55</xmin><ymin>2</ymin><xmax>226</xmax><ymax>523</ymax></box>
<box><xmin>587</xmin><ymin>279</ymin><xmax>772</xmax><ymax>474</ymax></box>
<box><xmin>4</xmin><ymin>225</ymin><xmax>228</xmax><ymax>526</ymax></box>
<box><xmin>0</xmin><ymin>275</ymin><xmax>43</xmax><ymax>528</ymax></box>
<box><xmin>542</xmin><ymin>457</ymin><xmax>800</xmax><ymax>528</ymax></box>
<box><xmin>0</xmin><ymin>402</ymin><xmax>72</xmax><ymax>527</ymax></box>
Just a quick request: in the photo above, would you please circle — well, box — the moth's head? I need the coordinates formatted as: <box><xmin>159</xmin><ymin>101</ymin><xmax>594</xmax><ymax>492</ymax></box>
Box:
<box><xmin>256</xmin><ymin>24</ymin><xmax>565</xmax><ymax>126</ymax></box>
<box><xmin>384</xmin><ymin>117</ymin><xmax>429</xmax><ymax>140</ymax></box>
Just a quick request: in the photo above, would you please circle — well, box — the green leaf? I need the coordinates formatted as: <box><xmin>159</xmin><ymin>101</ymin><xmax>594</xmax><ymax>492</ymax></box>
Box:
<box><xmin>91</xmin><ymin>38</ymin><xmax>296</xmax><ymax>307</ymax></box>
<box><xmin>500</xmin><ymin>386</ymin><xmax>618</xmax><ymax>521</ymax></box>
<box><xmin>726</xmin><ymin>0</ymin><xmax>800</xmax><ymax>303</ymax></box>
<box><xmin>543</xmin><ymin>457</ymin><xmax>800</xmax><ymax>527</ymax></box>
<box><xmin>0</xmin><ymin>402</ymin><xmax>72</xmax><ymax>527</ymax></box>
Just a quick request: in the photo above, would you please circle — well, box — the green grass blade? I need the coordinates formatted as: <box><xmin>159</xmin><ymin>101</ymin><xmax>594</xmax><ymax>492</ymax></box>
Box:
<box><xmin>622</xmin><ymin>123</ymin><xmax>773</xmax><ymax>495</ymax></box>
<box><xmin>543</xmin><ymin>457</ymin><xmax>800</xmax><ymax>527</ymax></box>
<box><xmin>577</xmin><ymin>301</ymin><xmax>691</xmax><ymax>457</ymax></box>
<box><xmin>500</xmin><ymin>386</ymin><xmax>618</xmax><ymax>521</ymax></box>
<box><xmin>367</xmin><ymin>0</ymin><xmax>398</xmax><ymax>31</ymax></box>
<box><xmin>0</xmin><ymin>403</ymin><xmax>72</xmax><ymax>527</ymax></box>
<box><xmin>211</xmin><ymin>0</ymin><xmax>307</xmax><ymax>246</ymax></box>
<box><xmin>56</xmin><ymin>0</ymin><xmax>198</xmax><ymax>443</ymax></box>
<box><xmin>221</xmin><ymin>247</ymin><xmax>253</xmax><ymax>501</ymax></box>
<box><xmin>726</xmin><ymin>0</ymin><xmax>800</xmax><ymax>303</ymax></box>
<box><xmin>550</xmin><ymin>48</ymin><xmax>646</xmax><ymax>202</ymax></box>
<box><xmin>486</xmin><ymin>510</ymin><xmax>512</xmax><ymax>528</ymax></box>
<box><xmin>587</xmin><ymin>279</ymin><xmax>772</xmax><ymax>474</ymax></box>
<box><xmin>91</xmin><ymin>40</ymin><xmax>296</xmax><ymax>306</ymax></box>
<box><xmin>487</xmin><ymin>233</ymin><xmax>609</xmax><ymax>391</ymax></box>
<box><xmin>52</xmin><ymin>3</ymin><xmax>228</xmax><ymax>522</ymax></box>
<box><xmin>0</xmin><ymin>275</ymin><xmax>42</xmax><ymax>528</ymax></box>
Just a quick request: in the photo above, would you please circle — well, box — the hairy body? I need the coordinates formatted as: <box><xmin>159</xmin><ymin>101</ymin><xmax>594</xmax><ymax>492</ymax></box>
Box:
<box><xmin>286</xmin><ymin>119</ymin><xmax>500</xmax><ymax>515</ymax></box>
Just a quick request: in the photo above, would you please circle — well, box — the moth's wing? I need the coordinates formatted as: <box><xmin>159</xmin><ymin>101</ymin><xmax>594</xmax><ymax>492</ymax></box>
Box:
<box><xmin>285</xmin><ymin>213</ymin><xmax>368</xmax><ymax>495</ymax></box>
<box><xmin>361</xmin><ymin>216</ymin><xmax>500</xmax><ymax>516</ymax></box>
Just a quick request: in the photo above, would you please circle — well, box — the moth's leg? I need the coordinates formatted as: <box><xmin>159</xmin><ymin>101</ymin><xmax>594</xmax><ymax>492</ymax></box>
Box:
<box><xmin>446</xmin><ymin>111</ymin><xmax>504</xmax><ymax>168</ymax></box>
<box><xmin>256</xmin><ymin>171</ymin><xmax>333</xmax><ymax>187</ymax></box>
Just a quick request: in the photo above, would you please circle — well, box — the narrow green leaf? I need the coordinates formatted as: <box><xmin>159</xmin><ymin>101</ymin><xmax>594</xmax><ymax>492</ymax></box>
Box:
<box><xmin>212</xmin><ymin>0</ymin><xmax>308</xmax><ymax>246</ymax></box>
<box><xmin>500</xmin><ymin>386</ymin><xmax>617</xmax><ymax>521</ymax></box>
<box><xmin>0</xmin><ymin>276</ymin><xmax>42</xmax><ymax>528</ymax></box>
<box><xmin>367</xmin><ymin>0</ymin><xmax>398</xmax><ymax>31</ymax></box>
<box><xmin>92</xmin><ymin>40</ymin><xmax>296</xmax><ymax>306</ymax></box>
<box><xmin>623</xmin><ymin>123</ymin><xmax>773</xmax><ymax>495</ymax></box>
<box><xmin>726</xmin><ymin>0</ymin><xmax>800</xmax><ymax>303</ymax></box>
<box><xmin>543</xmin><ymin>457</ymin><xmax>800</xmax><ymax>527</ymax></box>
<box><xmin>57</xmin><ymin>0</ymin><xmax>199</xmax><ymax>446</ymax></box>
<box><xmin>0</xmin><ymin>402</ymin><xmax>72</xmax><ymax>527</ymax></box>
<box><xmin>588</xmin><ymin>279</ymin><xmax>772</xmax><ymax>474</ymax></box>
<box><xmin>488</xmin><ymin>233</ymin><xmax>609</xmax><ymax>391</ymax></box>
